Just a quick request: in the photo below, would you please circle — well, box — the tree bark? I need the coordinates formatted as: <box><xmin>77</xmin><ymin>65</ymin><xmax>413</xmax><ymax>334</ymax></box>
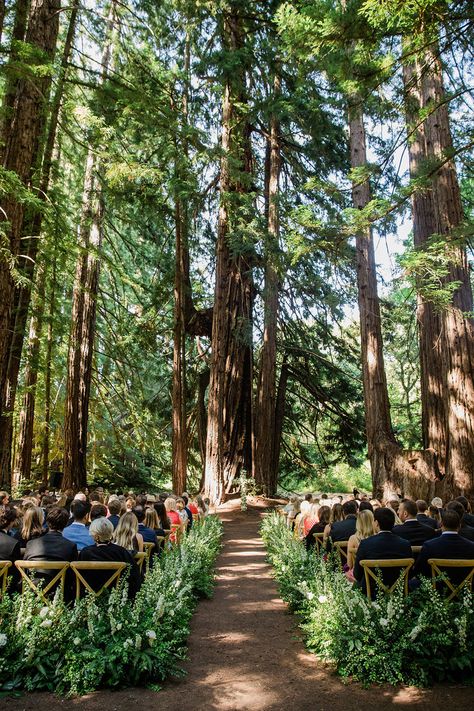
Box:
<box><xmin>0</xmin><ymin>0</ymin><xmax>61</xmax><ymax>488</ymax></box>
<box><xmin>254</xmin><ymin>73</ymin><xmax>281</xmax><ymax>497</ymax></box>
<box><xmin>41</xmin><ymin>252</ymin><xmax>56</xmax><ymax>485</ymax></box>
<box><xmin>204</xmin><ymin>5</ymin><xmax>254</xmax><ymax>504</ymax></box>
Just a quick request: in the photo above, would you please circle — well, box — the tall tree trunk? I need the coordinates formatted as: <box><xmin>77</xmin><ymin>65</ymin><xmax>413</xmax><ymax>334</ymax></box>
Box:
<box><xmin>0</xmin><ymin>0</ymin><xmax>60</xmax><ymax>488</ymax></box>
<box><xmin>63</xmin><ymin>2</ymin><xmax>115</xmax><ymax>490</ymax></box>
<box><xmin>204</xmin><ymin>5</ymin><xmax>253</xmax><ymax>504</ymax></box>
<box><xmin>0</xmin><ymin>0</ymin><xmax>29</xmax><ymax>159</ymax></box>
<box><xmin>421</xmin><ymin>42</ymin><xmax>474</xmax><ymax>498</ymax></box>
<box><xmin>402</xmin><ymin>52</ymin><xmax>447</xmax><ymax>475</ymax></box>
<box><xmin>254</xmin><ymin>73</ymin><xmax>281</xmax><ymax>496</ymax></box>
<box><xmin>42</xmin><ymin>252</ymin><xmax>56</xmax><ymax>485</ymax></box>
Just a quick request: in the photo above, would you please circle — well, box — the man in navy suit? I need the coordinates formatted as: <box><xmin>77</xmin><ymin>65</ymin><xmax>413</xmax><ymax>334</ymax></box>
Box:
<box><xmin>330</xmin><ymin>499</ymin><xmax>358</xmax><ymax>542</ymax></box>
<box><xmin>353</xmin><ymin>507</ymin><xmax>413</xmax><ymax>597</ymax></box>
<box><xmin>445</xmin><ymin>501</ymin><xmax>474</xmax><ymax>541</ymax></box>
<box><xmin>414</xmin><ymin>510</ymin><xmax>474</xmax><ymax>585</ymax></box>
<box><xmin>393</xmin><ymin>499</ymin><xmax>437</xmax><ymax>545</ymax></box>
<box><xmin>416</xmin><ymin>500</ymin><xmax>438</xmax><ymax>529</ymax></box>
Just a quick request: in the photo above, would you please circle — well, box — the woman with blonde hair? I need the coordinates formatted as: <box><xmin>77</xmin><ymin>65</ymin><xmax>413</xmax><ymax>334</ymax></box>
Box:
<box><xmin>15</xmin><ymin>505</ymin><xmax>44</xmax><ymax>548</ymax></box>
<box><xmin>113</xmin><ymin>511</ymin><xmax>143</xmax><ymax>553</ymax></box>
<box><xmin>346</xmin><ymin>509</ymin><xmax>376</xmax><ymax>573</ymax></box>
<box><xmin>165</xmin><ymin>496</ymin><xmax>185</xmax><ymax>542</ymax></box>
<box><xmin>144</xmin><ymin>507</ymin><xmax>165</xmax><ymax>536</ymax></box>
<box><xmin>303</xmin><ymin>502</ymin><xmax>320</xmax><ymax>537</ymax></box>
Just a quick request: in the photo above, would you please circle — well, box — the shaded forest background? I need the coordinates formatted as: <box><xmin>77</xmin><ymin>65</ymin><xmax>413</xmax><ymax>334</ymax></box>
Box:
<box><xmin>0</xmin><ymin>0</ymin><xmax>473</xmax><ymax>500</ymax></box>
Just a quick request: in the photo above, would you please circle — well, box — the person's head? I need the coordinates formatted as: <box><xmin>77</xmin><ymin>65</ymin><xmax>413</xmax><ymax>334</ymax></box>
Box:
<box><xmin>330</xmin><ymin>503</ymin><xmax>343</xmax><ymax>523</ymax></box>
<box><xmin>154</xmin><ymin>501</ymin><xmax>171</xmax><ymax>528</ymax></box>
<box><xmin>356</xmin><ymin>509</ymin><xmax>375</xmax><ymax>540</ymax></box>
<box><xmin>359</xmin><ymin>500</ymin><xmax>374</xmax><ymax>513</ymax></box>
<box><xmin>159</xmin><ymin>492</ymin><xmax>168</xmax><ymax>503</ymax></box>
<box><xmin>90</xmin><ymin>503</ymin><xmax>107</xmax><ymax>521</ymax></box>
<box><xmin>370</xmin><ymin>499</ymin><xmax>382</xmax><ymax>510</ymax></box>
<box><xmin>126</xmin><ymin>497</ymin><xmax>135</xmax><ymax>511</ymax></box>
<box><xmin>374</xmin><ymin>507</ymin><xmax>396</xmax><ymax>532</ymax></box>
<box><xmin>108</xmin><ymin>499</ymin><xmax>122</xmax><ymax>517</ymax></box>
<box><xmin>399</xmin><ymin>499</ymin><xmax>418</xmax><ymax>522</ymax></box>
<box><xmin>0</xmin><ymin>491</ymin><xmax>10</xmax><ymax>506</ymax></box>
<box><xmin>0</xmin><ymin>505</ymin><xmax>17</xmax><ymax>531</ymax></box>
<box><xmin>309</xmin><ymin>503</ymin><xmax>320</xmax><ymax>519</ymax></box>
<box><xmin>181</xmin><ymin>495</ymin><xmax>189</xmax><ymax>506</ymax></box>
<box><xmin>135</xmin><ymin>494</ymin><xmax>148</xmax><ymax>508</ymax></box>
<box><xmin>317</xmin><ymin>505</ymin><xmax>330</xmax><ymax>526</ymax></box>
<box><xmin>144</xmin><ymin>507</ymin><xmax>160</xmax><ymax>530</ymax></box>
<box><xmin>429</xmin><ymin>505</ymin><xmax>441</xmax><ymax>522</ymax></box>
<box><xmin>455</xmin><ymin>496</ymin><xmax>471</xmax><ymax>513</ymax></box>
<box><xmin>46</xmin><ymin>507</ymin><xmax>69</xmax><ymax>532</ymax></box>
<box><xmin>388</xmin><ymin>498</ymin><xmax>400</xmax><ymax>513</ymax></box>
<box><xmin>416</xmin><ymin>499</ymin><xmax>428</xmax><ymax>513</ymax></box>
<box><xmin>89</xmin><ymin>517</ymin><xmax>114</xmax><ymax>544</ymax></box>
<box><xmin>113</xmin><ymin>511</ymin><xmax>138</xmax><ymax>549</ymax></box>
<box><xmin>446</xmin><ymin>500</ymin><xmax>465</xmax><ymax>520</ymax></box>
<box><xmin>38</xmin><ymin>486</ymin><xmax>49</xmax><ymax>497</ymax></box>
<box><xmin>56</xmin><ymin>493</ymin><xmax>67</xmax><ymax>508</ymax></box>
<box><xmin>132</xmin><ymin>505</ymin><xmax>145</xmax><ymax>523</ymax></box>
<box><xmin>300</xmin><ymin>500</ymin><xmax>311</xmax><ymax>515</ymax></box>
<box><xmin>304</xmin><ymin>493</ymin><xmax>313</xmax><ymax>502</ymax></box>
<box><xmin>176</xmin><ymin>497</ymin><xmax>185</xmax><ymax>512</ymax></box>
<box><xmin>89</xmin><ymin>492</ymin><xmax>102</xmax><ymax>505</ymax></box>
<box><xmin>70</xmin><ymin>499</ymin><xmax>91</xmax><ymax>523</ymax></box>
<box><xmin>353</xmin><ymin>488</ymin><xmax>360</xmax><ymax>499</ymax></box>
<box><xmin>196</xmin><ymin>495</ymin><xmax>206</xmax><ymax>511</ymax></box>
<box><xmin>165</xmin><ymin>497</ymin><xmax>178</xmax><ymax>513</ymax></box>
<box><xmin>441</xmin><ymin>509</ymin><xmax>460</xmax><ymax>532</ymax></box>
<box><xmin>431</xmin><ymin>496</ymin><xmax>443</xmax><ymax>509</ymax></box>
<box><xmin>21</xmin><ymin>506</ymin><xmax>44</xmax><ymax>540</ymax></box>
<box><xmin>146</xmin><ymin>494</ymin><xmax>156</xmax><ymax>507</ymax></box>
<box><xmin>73</xmin><ymin>492</ymin><xmax>87</xmax><ymax>503</ymax></box>
<box><xmin>342</xmin><ymin>499</ymin><xmax>358</xmax><ymax>517</ymax></box>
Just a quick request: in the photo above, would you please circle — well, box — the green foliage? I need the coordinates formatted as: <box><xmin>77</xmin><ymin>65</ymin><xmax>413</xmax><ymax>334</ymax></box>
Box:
<box><xmin>0</xmin><ymin>516</ymin><xmax>223</xmax><ymax>695</ymax></box>
<box><xmin>279</xmin><ymin>461</ymin><xmax>372</xmax><ymax>495</ymax></box>
<box><xmin>261</xmin><ymin>513</ymin><xmax>474</xmax><ymax>686</ymax></box>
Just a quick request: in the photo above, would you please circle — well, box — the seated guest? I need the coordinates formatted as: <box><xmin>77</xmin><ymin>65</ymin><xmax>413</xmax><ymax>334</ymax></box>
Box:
<box><xmin>328</xmin><ymin>499</ymin><xmax>358</xmax><ymax>543</ymax></box>
<box><xmin>165</xmin><ymin>497</ymin><xmax>185</xmax><ymax>542</ymax></box>
<box><xmin>323</xmin><ymin>503</ymin><xmax>343</xmax><ymax>544</ymax></box>
<box><xmin>0</xmin><ymin>505</ymin><xmax>22</xmax><ymax>588</ymax></box>
<box><xmin>446</xmin><ymin>500</ymin><xmax>474</xmax><ymax>541</ymax></box>
<box><xmin>347</xmin><ymin>509</ymin><xmax>376</xmax><ymax>571</ymax></box>
<box><xmin>181</xmin><ymin>495</ymin><xmax>194</xmax><ymax>530</ymax></box>
<box><xmin>353</xmin><ymin>507</ymin><xmax>413</xmax><ymax>597</ymax></box>
<box><xmin>393</xmin><ymin>499</ymin><xmax>437</xmax><ymax>545</ymax></box>
<box><xmin>144</xmin><ymin>508</ymin><xmax>165</xmax><ymax>539</ymax></box>
<box><xmin>359</xmin><ymin>501</ymin><xmax>374</xmax><ymax>513</ymax></box>
<box><xmin>154</xmin><ymin>501</ymin><xmax>171</xmax><ymax>533</ymax></box>
<box><xmin>416</xmin><ymin>500</ymin><xmax>438</xmax><ymax>529</ymax></box>
<box><xmin>107</xmin><ymin>498</ymin><xmax>122</xmax><ymax>529</ymax></box>
<box><xmin>303</xmin><ymin>503</ymin><xmax>320</xmax><ymax>538</ymax></box>
<box><xmin>14</xmin><ymin>505</ymin><xmax>44</xmax><ymax>548</ymax></box>
<box><xmin>62</xmin><ymin>500</ymin><xmax>94</xmax><ymax>551</ymax></box>
<box><xmin>90</xmin><ymin>503</ymin><xmax>107</xmax><ymax>521</ymax></box>
<box><xmin>414</xmin><ymin>510</ymin><xmax>474</xmax><ymax>587</ymax></box>
<box><xmin>113</xmin><ymin>511</ymin><xmax>143</xmax><ymax>553</ymax></box>
<box><xmin>187</xmin><ymin>497</ymin><xmax>199</xmax><ymax>517</ymax></box>
<box><xmin>133</xmin><ymin>506</ymin><xmax>158</xmax><ymax>552</ymax></box>
<box><xmin>176</xmin><ymin>497</ymin><xmax>190</xmax><ymax>528</ymax></box>
<box><xmin>429</xmin><ymin>504</ymin><xmax>441</xmax><ymax>526</ymax></box>
<box><xmin>0</xmin><ymin>491</ymin><xmax>10</xmax><ymax>506</ymax></box>
<box><xmin>456</xmin><ymin>496</ymin><xmax>474</xmax><ymax>528</ymax></box>
<box><xmin>80</xmin><ymin>518</ymin><xmax>141</xmax><ymax>598</ymax></box>
<box><xmin>305</xmin><ymin>505</ymin><xmax>330</xmax><ymax>550</ymax></box>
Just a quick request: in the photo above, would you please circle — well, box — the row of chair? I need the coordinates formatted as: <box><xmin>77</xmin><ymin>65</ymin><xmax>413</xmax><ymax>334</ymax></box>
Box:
<box><xmin>313</xmin><ymin>534</ymin><xmax>474</xmax><ymax>600</ymax></box>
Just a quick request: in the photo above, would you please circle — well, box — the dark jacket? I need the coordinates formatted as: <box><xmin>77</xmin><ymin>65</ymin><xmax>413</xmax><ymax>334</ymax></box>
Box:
<box><xmin>330</xmin><ymin>515</ymin><xmax>357</xmax><ymax>542</ymax></box>
<box><xmin>463</xmin><ymin>512</ymin><xmax>474</xmax><ymax>528</ymax></box>
<box><xmin>416</xmin><ymin>513</ymin><xmax>438</xmax><ymax>529</ymax></box>
<box><xmin>107</xmin><ymin>514</ymin><xmax>120</xmax><ymax>530</ymax></box>
<box><xmin>353</xmin><ymin>531</ymin><xmax>413</xmax><ymax>596</ymax></box>
<box><xmin>392</xmin><ymin>519</ymin><xmax>437</xmax><ymax>546</ymax></box>
<box><xmin>414</xmin><ymin>532</ymin><xmax>474</xmax><ymax>582</ymax></box>
<box><xmin>305</xmin><ymin>522</ymin><xmax>326</xmax><ymax>550</ymax></box>
<box><xmin>24</xmin><ymin>531</ymin><xmax>78</xmax><ymax>563</ymax></box>
<box><xmin>0</xmin><ymin>530</ymin><xmax>21</xmax><ymax>588</ymax></box>
<box><xmin>460</xmin><ymin>523</ymin><xmax>474</xmax><ymax>542</ymax></box>
<box><xmin>79</xmin><ymin>542</ymin><xmax>141</xmax><ymax>598</ymax></box>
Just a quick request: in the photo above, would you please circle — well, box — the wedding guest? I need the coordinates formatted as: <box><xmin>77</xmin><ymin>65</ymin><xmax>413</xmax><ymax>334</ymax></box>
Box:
<box><xmin>446</xmin><ymin>500</ymin><xmax>474</xmax><ymax>541</ymax></box>
<box><xmin>0</xmin><ymin>505</ymin><xmax>21</xmax><ymax>587</ymax></box>
<box><xmin>305</xmin><ymin>505</ymin><xmax>330</xmax><ymax>550</ymax></box>
<box><xmin>154</xmin><ymin>501</ymin><xmax>171</xmax><ymax>533</ymax></box>
<box><xmin>414</xmin><ymin>510</ymin><xmax>474</xmax><ymax>586</ymax></box>
<box><xmin>107</xmin><ymin>498</ymin><xmax>122</xmax><ymax>529</ymax></box>
<box><xmin>456</xmin><ymin>496</ymin><xmax>474</xmax><ymax>528</ymax></box>
<box><xmin>329</xmin><ymin>500</ymin><xmax>358</xmax><ymax>543</ymax></box>
<box><xmin>323</xmin><ymin>503</ymin><xmax>344</xmax><ymax>544</ymax></box>
<box><xmin>393</xmin><ymin>499</ymin><xmax>437</xmax><ymax>545</ymax></box>
<box><xmin>14</xmin><ymin>505</ymin><xmax>44</xmax><ymax>548</ymax></box>
<box><xmin>165</xmin><ymin>497</ymin><xmax>185</xmax><ymax>542</ymax></box>
<box><xmin>113</xmin><ymin>511</ymin><xmax>143</xmax><ymax>553</ymax></box>
<box><xmin>416</xmin><ymin>500</ymin><xmax>438</xmax><ymax>529</ymax></box>
<box><xmin>347</xmin><ymin>510</ymin><xmax>376</xmax><ymax>571</ymax></box>
<box><xmin>62</xmin><ymin>500</ymin><xmax>94</xmax><ymax>551</ymax></box>
<box><xmin>90</xmin><ymin>503</ymin><xmax>108</xmax><ymax>521</ymax></box>
<box><xmin>133</xmin><ymin>506</ymin><xmax>158</xmax><ymax>552</ymax></box>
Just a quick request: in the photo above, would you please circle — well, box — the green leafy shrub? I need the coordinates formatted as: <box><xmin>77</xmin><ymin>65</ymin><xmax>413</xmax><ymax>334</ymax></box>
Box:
<box><xmin>261</xmin><ymin>513</ymin><xmax>474</xmax><ymax>686</ymax></box>
<box><xmin>0</xmin><ymin>516</ymin><xmax>222</xmax><ymax>696</ymax></box>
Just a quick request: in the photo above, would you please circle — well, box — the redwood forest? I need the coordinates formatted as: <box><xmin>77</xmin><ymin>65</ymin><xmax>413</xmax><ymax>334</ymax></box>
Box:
<box><xmin>0</xmin><ymin>0</ymin><xmax>473</xmax><ymax>504</ymax></box>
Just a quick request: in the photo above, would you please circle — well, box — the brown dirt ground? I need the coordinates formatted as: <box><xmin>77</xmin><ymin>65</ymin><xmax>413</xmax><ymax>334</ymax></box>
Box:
<box><xmin>4</xmin><ymin>498</ymin><xmax>473</xmax><ymax>710</ymax></box>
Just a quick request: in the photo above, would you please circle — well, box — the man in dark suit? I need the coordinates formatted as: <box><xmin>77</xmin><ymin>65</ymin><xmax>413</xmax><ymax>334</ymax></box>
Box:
<box><xmin>330</xmin><ymin>499</ymin><xmax>358</xmax><ymax>542</ymax></box>
<box><xmin>107</xmin><ymin>499</ymin><xmax>122</xmax><ymax>529</ymax></box>
<box><xmin>445</xmin><ymin>501</ymin><xmax>474</xmax><ymax>542</ymax></box>
<box><xmin>0</xmin><ymin>505</ymin><xmax>21</xmax><ymax>589</ymax></box>
<box><xmin>456</xmin><ymin>496</ymin><xmax>474</xmax><ymax>528</ymax></box>
<box><xmin>353</xmin><ymin>507</ymin><xmax>413</xmax><ymax>596</ymax></box>
<box><xmin>416</xmin><ymin>500</ymin><xmax>438</xmax><ymax>529</ymax></box>
<box><xmin>393</xmin><ymin>499</ymin><xmax>437</xmax><ymax>545</ymax></box>
<box><xmin>414</xmin><ymin>510</ymin><xmax>474</xmax><ymax>586</ymax></box>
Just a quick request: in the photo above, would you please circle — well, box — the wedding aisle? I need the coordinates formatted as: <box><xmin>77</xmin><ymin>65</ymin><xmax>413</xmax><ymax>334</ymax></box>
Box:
<box><xmin>4</xmin><ymin>501</ymin><xmax>471</xmax><ymax>710</ymax></box>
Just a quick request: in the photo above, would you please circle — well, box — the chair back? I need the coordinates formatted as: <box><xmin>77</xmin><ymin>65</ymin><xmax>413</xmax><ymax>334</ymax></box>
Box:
<box><xmin>70</xmin><ymin>561</ymin><xmax>127</xmax><ymax>599</ymax></box>
<box><xmin>333</xmin><ymin>541</ymin><xmax>349</xmax><ymax>567</ymax></box>
<box><xmin>134</xmin><ymin>552</ymin><xmax>146</xmax><ymax>574</ymax></box>
<box><xmin>15</xmin><ymin>560</ymin><xmax>70</xmax><ymax>603</ymax></box>
<box><xmin>360</xmin><ymin>558</ymin><xmax>414</xmax><ymax>598</ymax></box>
<box><xmin>142</xmin><ymin>541</ymin><xmax>155</xmax><ymax>571</ymax></box>
<box><xmin>0</xmin><ymin>560</ymin><xmax>12</xmax><ymax>596</ymax></box>
<box><xmin>428</xmin><ymin>558</ymin><xmax>474</xmax><ymax>601</ymax></box>
<box><xmin>170</xmin><ymin>523</ymin><xmax>183</xmax><ymax>544</ymax></box>
<box><xmin>313</xmin><ymin>532</ymin><xmax>325</xmax><ymax>553</ymax></box>
<box><xmin>411</xmin><ymin>546</ymin><xmax>422</xmax><ymax>555</ymax></box>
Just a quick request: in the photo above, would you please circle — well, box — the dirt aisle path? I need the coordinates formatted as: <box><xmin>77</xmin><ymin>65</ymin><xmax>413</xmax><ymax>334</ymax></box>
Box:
<box><xmin>5</xmin><ymin>504</ymin><xmax>472</xmax><ymax>710</ymax></box>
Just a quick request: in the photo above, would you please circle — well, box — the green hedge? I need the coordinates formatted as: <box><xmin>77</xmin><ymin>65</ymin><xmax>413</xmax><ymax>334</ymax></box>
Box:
<box><xmin>0</xmin><ymin>516</ymin><xmax>223</xmax><ymax>696</ymax></box>
<box><xmin>261</xmin><ymin>512</ymin><xmax>474</xmax><ymax>686</ymax></box>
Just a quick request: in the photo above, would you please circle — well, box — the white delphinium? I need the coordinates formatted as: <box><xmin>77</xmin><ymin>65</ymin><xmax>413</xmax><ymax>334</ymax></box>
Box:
<box><xmin>0</xmin><ymin>633</ymin><xmax>7</xmax><ymax>647</ymax></box>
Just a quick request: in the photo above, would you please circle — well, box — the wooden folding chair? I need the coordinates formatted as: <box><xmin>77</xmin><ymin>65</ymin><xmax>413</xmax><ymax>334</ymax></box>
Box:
<box><xmin>360</xmin><ymin>558</ymin><xmax>414</xmax><ymax>598</ymax></box>
<box><xmin>170</xmin><ymin>523</ymin><xmax>183</xmax><ymax>544</ymax></box>
<box><xmin>428</xmin><ymin>558</ymin><xmax>474</xmax><ymax>601</ymax></box>
<box><xmin>134</xmin><ymin>552</ymin><xmax>147</xmax><ymax>574</ymax></box>
<box><xmin>0</xmin><ymin>561</ymin><xmax>12</xmax><ymax>597</ymax></box>
<box><xmin>333</xmin><ymin>541</ymin><xmax>349</xmax><ymax>568</ymax></box>
<box><xmin>70</xmin><ymin>561</ymin><xmax>127</xmax><ymax>599</ymax></box>
<box><xmin>313</xmin><ymin>532</ymin><xmax>325</xmax><ymax>553</ymax></box>
<box><xmin>411</xmin><ymin>546</ymin><xmax>422</xmax><ymax>555</ymax></box>
<box><xmin>15</xmin><ymin>561</ymin><xmax>70</xmax><ymax>603</ymax></box>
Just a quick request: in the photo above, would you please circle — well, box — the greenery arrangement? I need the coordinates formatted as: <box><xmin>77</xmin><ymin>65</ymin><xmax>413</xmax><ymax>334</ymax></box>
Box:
<box><xmin>0</xmin><ymin>516</ymin><xmax>223</xmax><ymax>696</ymax></box>
<box><xmin>261</xmin><ymin>513</ymin><xmax>474</xmax><ymax>686</ymax></box>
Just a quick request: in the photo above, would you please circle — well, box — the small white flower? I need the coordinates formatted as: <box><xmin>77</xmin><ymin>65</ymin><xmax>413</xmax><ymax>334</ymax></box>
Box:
<box><xmin>40</xmin><ymin>619</ymin><xmax>53</xmax><ymax>628</ymax></box>
<box><xmin>379</xmin><ymin>618</ymin><xmax>389</xmax><ymax>627</ymax></box>
<box><xmin>306</xmin><ymin>591</ymin><xmax>314</xmax><ymax>600</ymax></box>
<box><xmin>0</xmin><ymin>633</ymin><xmax>7</xmax><ymax>647</ymax></box>
<box><xmin>39</xmin><ymin>607</ymin><xmax>50</xmax><ymax>619</ymax></box>
<box><xmin>146</xmin><ymin>630</ymin><xmax>157</xmax><ymax>640</ymax></box>
<box><xmin>116</xmin><ymin>622</ymin><xmax>122</xmax><ymax>631</ymax></box>
<box><xmin>73</xmin><ymin>637</ymin><xmax>81</xmax><ymax>646</ymax></box>
<box><xmin>318</xmin><ymin>594</ymin><xmax>328</xmax><ymax>604</ymax></box>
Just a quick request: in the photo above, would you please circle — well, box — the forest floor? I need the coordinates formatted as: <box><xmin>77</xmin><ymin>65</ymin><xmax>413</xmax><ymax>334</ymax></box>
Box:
<box><xmin>4</xmin><ymin>498</ymin><xmax>473</xmax><ymax>710</ymax></box>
